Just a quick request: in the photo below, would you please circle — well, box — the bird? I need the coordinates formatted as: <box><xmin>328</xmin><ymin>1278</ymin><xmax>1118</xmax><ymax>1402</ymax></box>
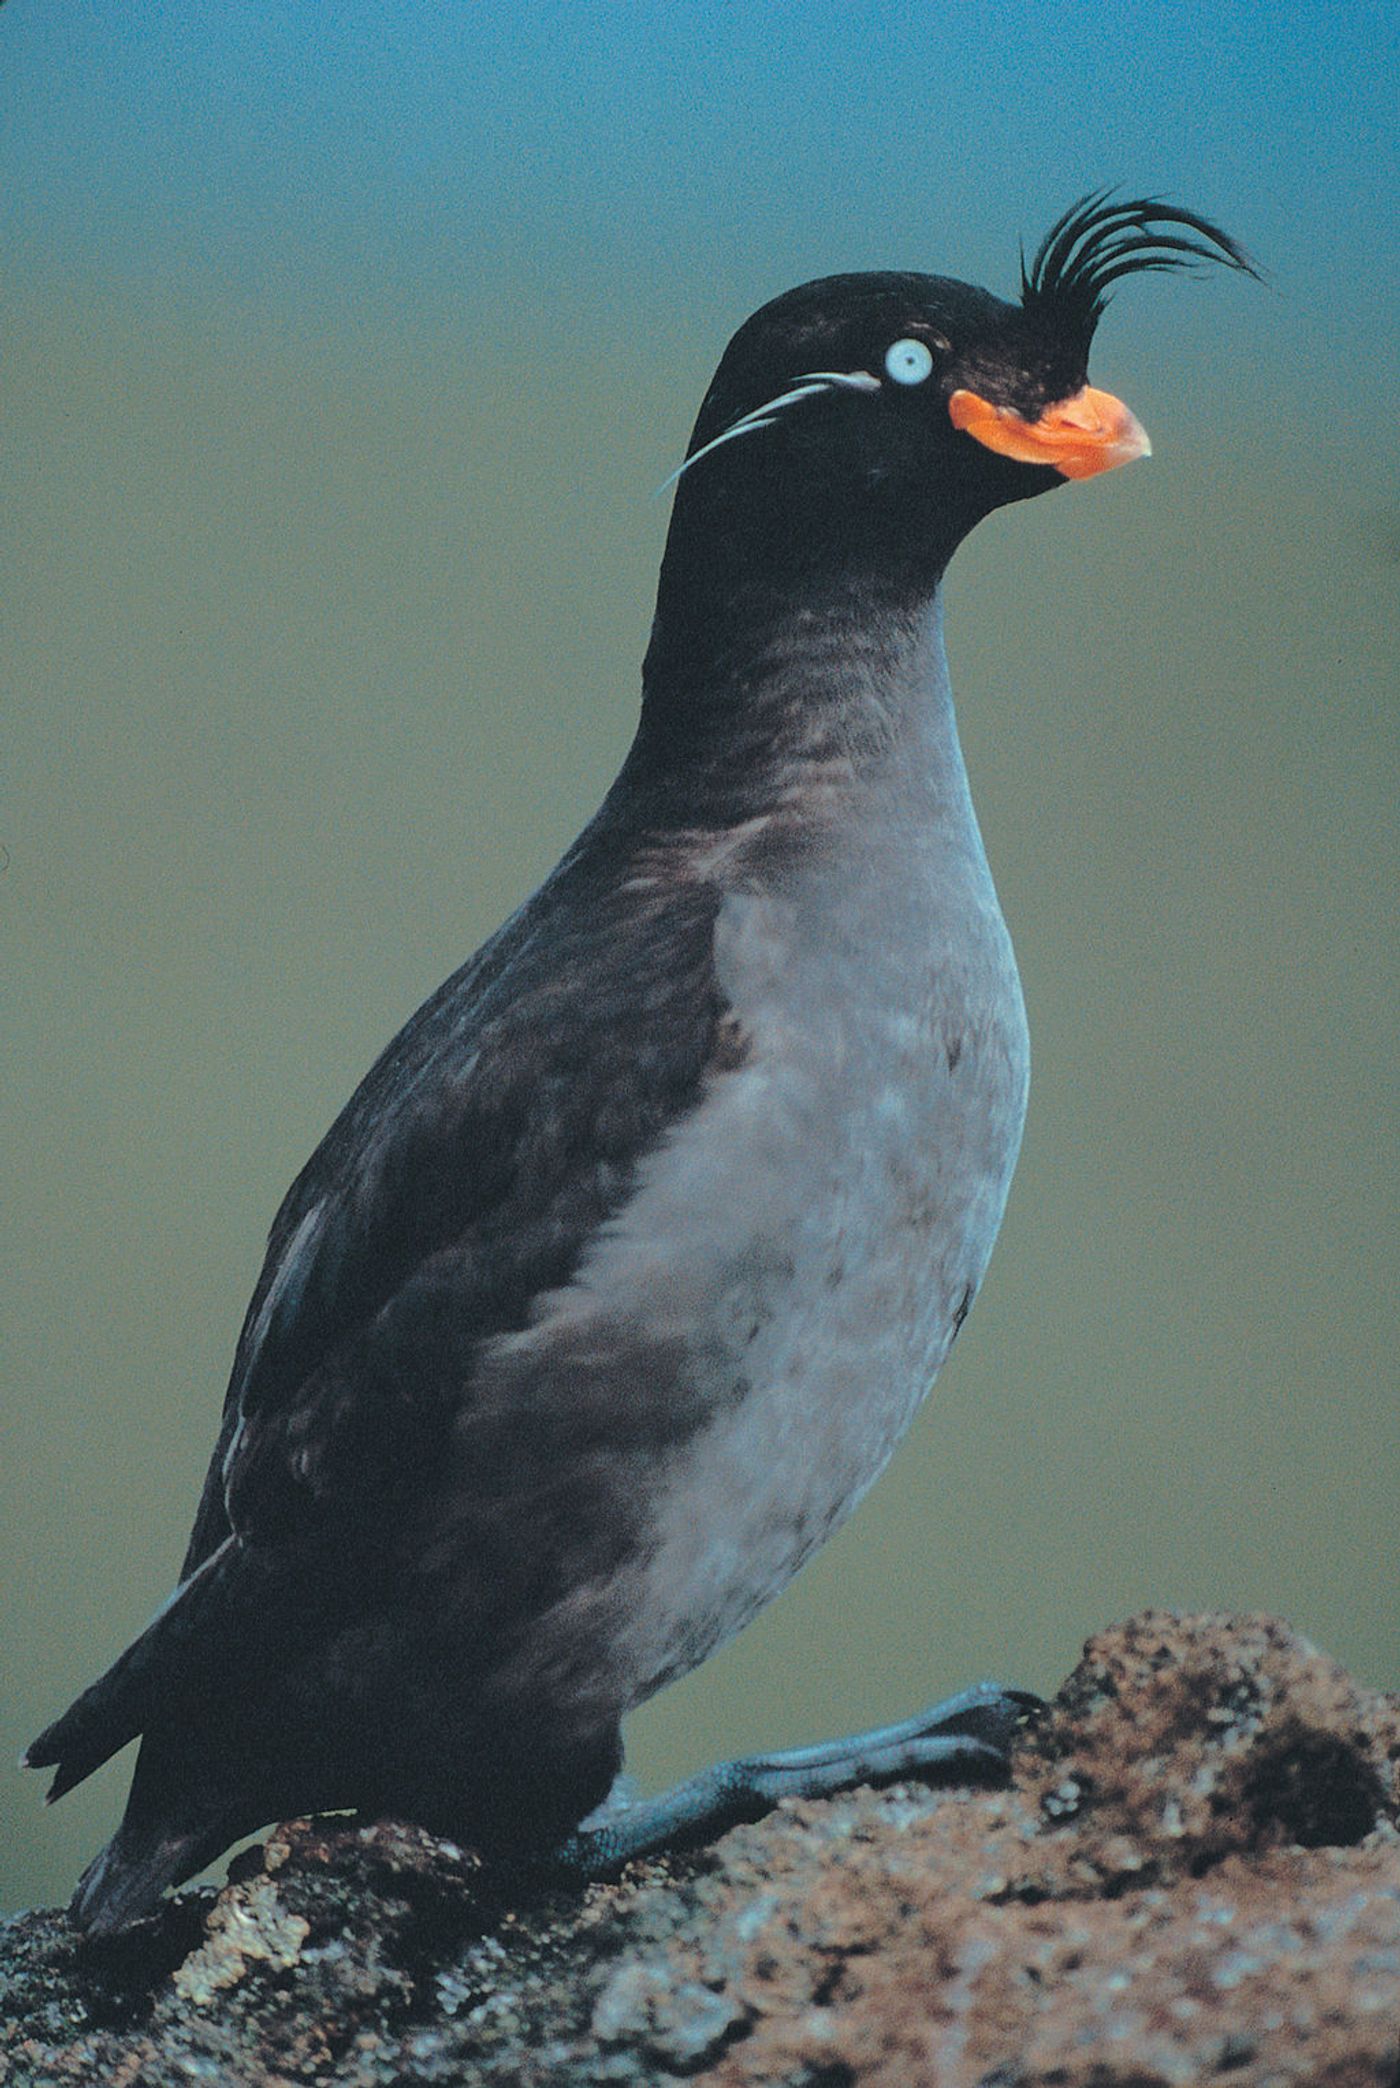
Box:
<box><xmin>27</xmin><ymin>193</ymin><xmax>1253</xmax><ymax>1935</ymax></box>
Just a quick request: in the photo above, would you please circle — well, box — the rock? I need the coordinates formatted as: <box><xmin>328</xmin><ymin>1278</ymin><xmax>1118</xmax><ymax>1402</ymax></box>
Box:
<box><xmin>3</xmin><ymin>1611</ymin><xmax>1398</xmax><ymax>2085</ymax></box>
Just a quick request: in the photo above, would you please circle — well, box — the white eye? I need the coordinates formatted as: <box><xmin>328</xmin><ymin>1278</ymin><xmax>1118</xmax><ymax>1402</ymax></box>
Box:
<box><xmin>884</xmin><ymin>337</ymin><xmax>935</xmax><ymax>386</ymax></box>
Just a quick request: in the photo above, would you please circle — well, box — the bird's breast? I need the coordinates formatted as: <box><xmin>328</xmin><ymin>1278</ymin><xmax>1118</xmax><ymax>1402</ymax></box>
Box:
<box><xmin>625</xmin><ymin>830</ymin><xmax>1026</xmax><ymax>1694</ymax></box>
<box><xmin>476</xmin><ymin>802</ymin><xmax>1030</xmax><ymax>1723</ymax></box>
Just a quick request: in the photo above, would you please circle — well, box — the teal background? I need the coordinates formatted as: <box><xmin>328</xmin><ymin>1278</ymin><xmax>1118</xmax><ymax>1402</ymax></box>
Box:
<box><xmin>3</xmin><ymin>2</ymin><xmax>1396</xmax><ymax>1916</ymax></box>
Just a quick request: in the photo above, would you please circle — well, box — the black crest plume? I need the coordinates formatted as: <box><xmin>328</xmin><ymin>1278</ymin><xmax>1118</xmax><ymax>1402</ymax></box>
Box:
<box><xmin>1022</xmin><ymin>191</ymin><xmax>1257</xmax><ymax>358</ymax></box>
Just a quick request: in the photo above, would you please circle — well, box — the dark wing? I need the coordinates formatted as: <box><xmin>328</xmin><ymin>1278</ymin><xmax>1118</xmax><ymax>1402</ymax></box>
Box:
<box><xmin>28</xmin><ymin>797</ymin><xmax>742</xmax><ymax>1807</ymax></box>
<box><xmin>179</xmin><ymin>801</ymin><xmax>738</xmax><ymax>1575</ymax></box>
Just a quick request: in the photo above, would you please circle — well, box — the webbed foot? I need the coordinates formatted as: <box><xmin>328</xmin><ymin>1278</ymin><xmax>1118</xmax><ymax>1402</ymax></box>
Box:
<box><xmin>543</xmin><ymin>1680</ymin><xmax>1042</xmax><ymax>1879</ymax></box>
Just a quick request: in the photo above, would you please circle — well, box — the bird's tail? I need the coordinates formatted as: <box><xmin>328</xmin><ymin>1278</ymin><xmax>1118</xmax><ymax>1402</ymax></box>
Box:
<box><xmin>26</xmin><ymin>1537</ymin><xmax>343</xmax><ymax>1931</ymax></box>
<box><xmin>24</xmin><ymin>1539</ymin><xmax>252</xmax><ymax>1805</ymax></box>
<box><xmin>67</xmin><ymin>1794</ymin><xmax>241</xmax><ymax>1935</ymax></box>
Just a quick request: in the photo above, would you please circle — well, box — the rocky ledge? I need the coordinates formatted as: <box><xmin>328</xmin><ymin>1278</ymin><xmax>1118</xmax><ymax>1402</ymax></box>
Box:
<box><xmin>3</xmin><ymin>1611</ymin><xmax>1398</xmax><ymax>2086</ymax></box>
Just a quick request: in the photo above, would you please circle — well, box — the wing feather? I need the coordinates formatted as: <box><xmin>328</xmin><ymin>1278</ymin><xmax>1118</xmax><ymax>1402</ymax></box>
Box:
<box><xmin>181</xmin><ymin>822</ymin><xmax>739</xmax><ymax>1572</ymax></box>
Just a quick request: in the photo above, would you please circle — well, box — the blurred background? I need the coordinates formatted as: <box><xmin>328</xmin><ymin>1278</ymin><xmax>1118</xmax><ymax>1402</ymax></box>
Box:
<box><xmin>3</xmin><ymin>2</ymin><xmax>1396</xmax><ymax>1917</ymax></box>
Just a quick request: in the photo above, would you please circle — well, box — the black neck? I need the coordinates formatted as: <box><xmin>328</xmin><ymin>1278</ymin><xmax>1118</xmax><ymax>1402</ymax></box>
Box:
<box><xmin>622</xmin><ymin>568</ymin><xmax>956</xmax><ymax>832</ymax></box>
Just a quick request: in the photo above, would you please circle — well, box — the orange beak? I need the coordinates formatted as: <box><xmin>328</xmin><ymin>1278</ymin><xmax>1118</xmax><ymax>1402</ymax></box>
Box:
<box><xmin>947</xmin><ymin>383</ymin><xmax>1151</xmax><ymax>480</ymax></box>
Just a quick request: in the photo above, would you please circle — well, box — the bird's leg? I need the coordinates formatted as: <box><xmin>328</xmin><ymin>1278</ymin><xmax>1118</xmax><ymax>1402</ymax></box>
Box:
<box><xmin>540</xmin><ymin>1680</ymin><xmax>1041</xmax><ymax>1880</ymax></box>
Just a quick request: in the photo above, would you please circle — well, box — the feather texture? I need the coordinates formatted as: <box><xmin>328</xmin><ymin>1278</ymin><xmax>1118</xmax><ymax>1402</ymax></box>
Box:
<box><xmin>1021</xmin><ymin>190</ymin><xmax>1258</xmax><ymax>359</ymax></box>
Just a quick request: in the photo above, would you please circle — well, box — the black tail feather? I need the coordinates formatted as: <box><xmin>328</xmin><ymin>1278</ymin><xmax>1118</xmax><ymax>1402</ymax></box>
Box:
<box><xmin>24</xmin><ymin>1539</ymin><xmax>247</xmax><ymax>1801</ymax></box>
<box><xmin>70</xmin><ymin>1804</ymin><xmax>239</xmax><ymax>1935</ymax></box>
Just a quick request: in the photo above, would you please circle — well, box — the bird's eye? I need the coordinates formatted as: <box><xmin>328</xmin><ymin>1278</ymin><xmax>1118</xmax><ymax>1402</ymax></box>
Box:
<box><xmin>884</xmin><ymin>338</ymin><xmax>935</xmax><ymax>386</ymax></box>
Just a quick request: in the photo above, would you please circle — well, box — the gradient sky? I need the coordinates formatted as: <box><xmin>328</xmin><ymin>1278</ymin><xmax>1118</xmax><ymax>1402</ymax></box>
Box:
<box><xmin>4</xmin><ymin>4</ymin><xmax>1397</xmax><ymax>345</ymax></box>
<box><xmin>3</xmin><ymin>1</ymin><xmax>1397</xmax><ymax>1917</ymax></box>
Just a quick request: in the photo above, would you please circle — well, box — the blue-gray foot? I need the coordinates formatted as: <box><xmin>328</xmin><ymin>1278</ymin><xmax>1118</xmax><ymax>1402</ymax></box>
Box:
<box><xmin>544</xmin><ymin>1681</ymin><xmax>1043</xmax><ymax>1879</ymax></box>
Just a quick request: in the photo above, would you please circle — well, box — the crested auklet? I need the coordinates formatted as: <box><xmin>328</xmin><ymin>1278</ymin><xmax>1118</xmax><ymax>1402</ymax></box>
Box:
<box><xmin>28</xmin><ymin>195</ymin><xmax>1253</xmax><ymax>1933</ymax></box>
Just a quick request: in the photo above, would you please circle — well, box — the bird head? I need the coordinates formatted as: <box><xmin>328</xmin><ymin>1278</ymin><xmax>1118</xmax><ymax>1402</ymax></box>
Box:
<box><xmin>661</xmin><ymin>194</ymin><xmax>1255</xmax><ymax>595</ymax></box>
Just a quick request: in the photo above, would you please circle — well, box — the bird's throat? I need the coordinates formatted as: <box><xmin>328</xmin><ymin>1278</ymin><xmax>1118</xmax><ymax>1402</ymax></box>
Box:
<box><xmin>632</xmin><ymin>582</ymin><xmax>968</xmax><ymax>827</ymax></box>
